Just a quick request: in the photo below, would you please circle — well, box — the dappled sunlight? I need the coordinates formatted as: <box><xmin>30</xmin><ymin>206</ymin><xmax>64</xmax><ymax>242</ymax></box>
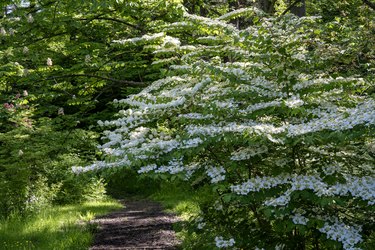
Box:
<box><xmin>0</xmin><ymin>200</ymin><xmax>122</xmax><ymax>249</ymax></box>
<box><xmin>0</xmin><ymin>0</ymin><xmax>374</xmax><ymax>249</ymax></box>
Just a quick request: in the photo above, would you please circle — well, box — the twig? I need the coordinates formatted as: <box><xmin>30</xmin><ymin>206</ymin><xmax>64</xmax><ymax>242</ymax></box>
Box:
<box><xmin>279</xmin><ymin>0</ymin><xmax>303</xmax><ymax>17</ymax></box>
<box><xmin>363</xmin><ymin>0</ymin><xmax>375</xmax><ymax>10</ymax></box>
<box><xmin>47</xmin><ymin>74</ymin><xmax>148</xmax><ymax>87</ymax></box>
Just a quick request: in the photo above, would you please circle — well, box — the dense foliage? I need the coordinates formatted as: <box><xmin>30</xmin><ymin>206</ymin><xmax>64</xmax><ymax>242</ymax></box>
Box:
<box><xmin>1</xmin><ymin>0</ymin><xmax>375</xmax><ymax>249</ymax></box>
<box><xmin>0</xmin><ymin>0</ymin><xmax>183</xmax><ymax>216</ymax></box>
<box><xmin>74</xmin><ymin>3</ymin><xmax>375</xmax><ymax>250</ymax></box>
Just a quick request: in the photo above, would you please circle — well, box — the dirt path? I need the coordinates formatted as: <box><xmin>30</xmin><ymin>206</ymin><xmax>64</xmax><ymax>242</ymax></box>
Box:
<box><xmin>89</xmin><ymin>200</ymin><xmax>181</xmax><ymax>250</ymax></box>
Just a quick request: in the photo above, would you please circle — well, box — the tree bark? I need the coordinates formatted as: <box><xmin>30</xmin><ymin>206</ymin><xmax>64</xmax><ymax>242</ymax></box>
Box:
<box><xmin>363</xmin><ymin>0</ymin><xmax>375</xmax><ymax>10</ymax></box>
<box><xmin>290</xmin><ymin>0</ymin><xmax>306</xmax><ymax>17</ymax></box>
<box><xmin>258</xmin><ymin>0</ymin><xmax>275</xmax><ymax>14</ymax></box>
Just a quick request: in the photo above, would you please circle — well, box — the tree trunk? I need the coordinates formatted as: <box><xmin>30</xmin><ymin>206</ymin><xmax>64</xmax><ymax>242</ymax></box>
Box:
<box><xmin>258</xmin><ymin>0</ymin><xmax>275</xmax><ymax>14</ymax></box>
<box><xmin>290</xmin><ymin>0</ymin><xmax>306</xmax><ymax>17</ymax></box>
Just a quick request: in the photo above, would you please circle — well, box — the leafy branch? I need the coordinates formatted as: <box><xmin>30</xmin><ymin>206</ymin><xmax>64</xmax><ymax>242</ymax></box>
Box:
<box><xmin>46</xmin><ymin>74</ymin><xmax>147</xmax><ymax>87</ymax></box>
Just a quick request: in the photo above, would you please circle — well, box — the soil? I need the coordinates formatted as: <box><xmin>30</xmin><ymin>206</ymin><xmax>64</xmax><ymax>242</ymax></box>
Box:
<box><xmin>89</xmin><ymin>200</ymin><xmax>181</xmax><ymax>250</ymax></box>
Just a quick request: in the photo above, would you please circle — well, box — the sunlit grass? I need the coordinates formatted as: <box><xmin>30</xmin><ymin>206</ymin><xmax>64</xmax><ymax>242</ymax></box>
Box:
<box><xmin>151</xmin><ymin>181</ymin><xmax>212</xmax><ymax>248</ymax></box>
<box><xmin>152</xmin><ymin>181</ymin><xmax>202</xmax><ymax>220</ymax></box>
<box><xmin>0</xmin><ymin>200</ymin><xmax>122</xmax><ymax>250</ymax></box>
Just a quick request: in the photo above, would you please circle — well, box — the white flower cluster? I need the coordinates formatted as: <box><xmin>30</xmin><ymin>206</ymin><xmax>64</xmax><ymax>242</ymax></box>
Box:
<box><xmin>319</xmin><ymin>219</ymin><xmax>362</xmax><ymax>250</ymax></box>
<box><xmin>186</xmin><ymin>121</ymin><xmax>265</xmax><ymax>137</ymax></box>
<box><xmin>113</xmin><ymin>77</ymin><xmax>211</xmax><ymax>111</ymax></box>
<box><xmin>216</xmin><ymin>66</ymin><xmax>249</xmax><ymax>80</ymax></box>
<box><xmin>0</xmin><ymin>27</ymin><xmax>7</xmax><ymax>36</ymax></box>
<box><xmin>230</xmin><ymin>145</ymin><xmax>268</xmax><ymax>161</ymax></box>
<box><xmin>152</xmin><ymin>56</ymin><xmax>179</xmax><ymax>66</ymax></box>
<box><xmin>155</xmin><ymin>158</ymin><xmax>184</xmax><ymax>174</ymax></box>
<box><xmin>196</xmin><ymin>36</ymin><xmax>222</xmax><ymax>44</ymax></box>
<box><xmin>214</xmin><ymin>200</ymin><xmax>223</xmax><ymax>211</ymax></box>
<box><xmin>239</xmin><ymin>100</ymin><xmax>281</xmax><ymax>114</ymax></box>
<box><xmin>322</xmin><ymin>164</ymin><xmax>341</xmax><ymax>175</ymax></box>
<box><xmin>137</xmin><ymin>164</ymin><xmax>157</xmax><ymax>174</ymax></box>
<box><xmin>23</xmin><ymin>46</ymin><xmax>29</xmax><ymax>54</ymax></box>
<box><xmin>184</xmin><ymin>12</ymin><xmax>238</xmax><ymax>34</ymax></box>
<box><xmin>231</xmin><ymin>174</ymin><xmax>290</xmax><ymax>195</ymax></box>
<box><xmin>169</xmin><ymin>64</ymin><xmax>192</xmax><ymax>71</ymax></box>
<box><xmin>194</xmin><ymin>216</ymin><xmax>206</xmax><ymax>229</ymax></box>
<box><xmin>206</xmin><ymin>166</ymin><xmax>226</xmax><ymax>183</ymax></box>
<box><xmin>181</xmin><ymin>137</ymin><xmax>204</xmax><ymax>149</ymax></box>
<box><xmin>121</xmin><ymin>96</ymin><xmax>186</xmax><ymax>110</ymax></box>
<box><xmin>231</xmin><ymin>173</ymin><xmax>375</xmax><ymax>205</ymax></box>
<box><xmin>217</xmin><ymin>7</ymin><xmax>263</xmax><ymax>21</ymax></box>
<box><xmin>161</xmin><ymin>21</ymin><xmax>195</xmax><ymax>33</ymax></box>
<box><xmin>72</xmin><ymin>156</ymin><xmax>131</xmax><ymax>174</ymax></box>
<box><xmin>284</xmin><ymin>95</ymin><xmax>304</xmax><ymax>108</ymax></box>
<box><xmin>113</xmin><ymin>32</ymin><xmax>165</xmax><ymax>45</ymax></box>
<box><xmin>162</xmin><ymin>36</ymin><xmax>181</xmax><ymax>48</ymax></box>
<box><xmin>287</xmin><ymin>99</ymin><xmax>375</xmax><ymax>137</ymax></box>
<box><xmin>46</xmin><ymin>57</ymin><xmax>53</xmax><ymax>66</ymax></box>
<box><xmin>27</xmin><ymin>14</ymin><xmax>34</xmax><ymax>23</ymax></box>
<box><xmin>215</xmin><ymin>236</ymin><xmax>235</xmax><ymax>248</ymax></box>
<box><xmin>178</xmin><ymin>113</ymin><xmax>214</xmax><ymax>120</ymax></box>
<box><xmin>293</xmin><ymin>76</ymin><xmax>364</xmax><ymax>91</ymax></box>
<box><xmin>291</xmin><ymin>213</ymin><xmax>309</xmax><ymax>225</ymax></box>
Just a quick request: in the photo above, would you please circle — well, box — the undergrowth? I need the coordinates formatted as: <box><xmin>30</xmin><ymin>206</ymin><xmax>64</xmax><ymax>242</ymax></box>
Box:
<box><xmin>151</xmin><ymin>181</ymin><xmax>212</xmax><ymax>249</ymax></box>
<box><xmin>0</xmin><ymin>199</ymin><xmax>122</xmax><ymax>250</ymax></box>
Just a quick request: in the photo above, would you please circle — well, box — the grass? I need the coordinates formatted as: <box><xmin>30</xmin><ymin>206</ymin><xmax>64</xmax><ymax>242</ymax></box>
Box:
<box><xmin>0</xmin><ymin>199</ymin><xmax>123</xmax><ymax>250</ymax></box>
<box><xmin>151</xmin><ymin>181</ymin><xmax>213</xmax><ymax>248</ymax></box>
<box><xmin>151</xmin><ymin>181</ymin><xmax>201</xmax><ymax>220</ymax></box>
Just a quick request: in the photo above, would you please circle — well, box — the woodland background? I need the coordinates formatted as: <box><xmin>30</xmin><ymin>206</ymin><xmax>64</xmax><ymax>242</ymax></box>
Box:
<box><xmin>0</xmin><ymin>0</ymin><xmax>374</xmax><ymax>249</ymax></box>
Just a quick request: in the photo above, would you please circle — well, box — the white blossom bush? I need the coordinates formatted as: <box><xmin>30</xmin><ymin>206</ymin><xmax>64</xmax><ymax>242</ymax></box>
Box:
<box><xmin>74</xmin><ymin>7</ymin><xmax>375</xmax><ymax>249</ymax></box>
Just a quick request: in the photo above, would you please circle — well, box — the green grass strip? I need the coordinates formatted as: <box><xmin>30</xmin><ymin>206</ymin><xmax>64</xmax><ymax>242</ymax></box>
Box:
<box><xmin>0</xmin><ymin>200</ymin><xmax>122</xmax><ymax>250</ymax></box>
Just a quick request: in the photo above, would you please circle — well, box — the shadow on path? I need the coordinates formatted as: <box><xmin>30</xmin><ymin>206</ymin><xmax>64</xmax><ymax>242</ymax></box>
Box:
<box><xmin>90</xmin><ymin>200</ymin><xmax>181</xmax><ymax>250</ymax></box>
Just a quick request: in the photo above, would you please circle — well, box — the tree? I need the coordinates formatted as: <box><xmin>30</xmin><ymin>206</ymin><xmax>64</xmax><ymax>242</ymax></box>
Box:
<box><xmin>75</xmin><ymin>5</ymin><xmax>375</xmax><ymax>249</ymax></box>
<box><xmin>0</xmin><ymin>0</ymin><xmax>184</xmax><ymax>216</ymax></box>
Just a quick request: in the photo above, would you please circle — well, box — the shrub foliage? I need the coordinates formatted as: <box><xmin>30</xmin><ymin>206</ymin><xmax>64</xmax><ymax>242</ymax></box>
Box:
<box><xmin>75</xmin><ymin>5</ymin><xmax>375</xmax><ymax>250</ymax></box>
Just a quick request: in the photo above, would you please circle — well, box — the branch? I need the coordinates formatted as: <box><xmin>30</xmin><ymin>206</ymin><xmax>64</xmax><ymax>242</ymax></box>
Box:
<box><xmin>78</xmin><ymin>16</ymin><xmax>141</xmax><ymax>31</ymax></box>
<box><xmin>47</xmin><ymin>74</ymin><xmax>148</xmax><ymax>87</ymax></box>
<box><xmin>18</xmin><ymin>32</ymin><xmax>69</xmax><ymax>48</ymax></box>
<box><xmin>280</xmin><ymin>0</ymin><xmax>303</xmax><ymax>17</ymax></box>
<box><xmin>363</xmin><ymin>0</ymin><xmax>375</xmax><ymax>10</ymax></box>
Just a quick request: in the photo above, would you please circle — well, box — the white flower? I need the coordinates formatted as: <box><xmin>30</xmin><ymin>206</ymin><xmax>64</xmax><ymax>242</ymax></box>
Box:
<box><xmin>163</xmin><ymin>36</ymin><xmax>180</xmax><ymax>47</ymax></box>
<box><xmin>285</xmin><ymin>95</ymin><xmax>304</xmax><ymax>108</ymax></box>
<box><xmin>47</xmin><ymin>58</ymin><xmax>53</xmax><ymax>66</ymax></box>
<box><xmin>85</xmin><ymin>54</ymin><xmax>91</xmax><ymax>63</ymax></box>
<box><xmin>58</xmin><ymin>107</ymin><xmax>64</xmax><ymax>115</ymax></box>
<box><xmin>206</xmin><ymin>166</ymin><xmax>226</xmax><ymax>183</ymax></box>
<box><xmin>215</xmin><ymin>236</ymin><xmax>235</xmax><ymax>248</ymax></box>
<box><xmin>181</xmin><ymin>137</ymin><xmax>203</xmax><ymax>148</ymax></box>
<box><xmin>27</xmin><ymin>14</ymin><xmax>34</xmax><ymax>23</ymax></box>
<box><xmin>291</xmin><ymin>213</ymin><xmax>309</xmax><ymax>225</ymax></box>
<box><xmin>113</xmin><ymin>32</ymin><xmax>165</xmax><ymax>45</ymax></box>
<box><xmin>155</xmin><ymin>158</ymin><xmax>184</xmax><ymax>174</ymax></box>
<box><xmin>319</xmin><ymin>219</ymin><xmax>362</xmax><ymax>249</ymax></box>
<box><xmin>138</xmin><ymin>164</ymin><xmax>157</xmax><ymax>174</ymax></box>
<box><xmin>0</xmin><ymin>27</ymin><xmax>6</xmax><ymax>36</ymax></box>
<box><xmin>197</xmin><ymin>222</ymin><xmax>206</xmax><ymax>229</ymax></box>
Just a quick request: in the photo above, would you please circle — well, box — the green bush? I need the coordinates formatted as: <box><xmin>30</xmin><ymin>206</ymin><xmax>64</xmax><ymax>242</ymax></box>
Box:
<box><xmin>105</xmin><ymin>168</ymin><xmax>161</xmax><ymax>198</ymax></box>
<box><xmin>0</xmin><ymin>120</ymin><xmax>104</xmax><ymax>217</ymax></box>
<box><xmin>77</xmin><ymin>7</ymin><xmax>375</xmax><ymax>249</ymax></box>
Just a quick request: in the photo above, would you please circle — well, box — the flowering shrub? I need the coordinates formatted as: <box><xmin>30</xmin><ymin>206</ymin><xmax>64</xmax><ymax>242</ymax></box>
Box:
<box><xmin>75</xmin><ymin>7</ymin><xmax>375</xmax><ymax>249</ymax></box>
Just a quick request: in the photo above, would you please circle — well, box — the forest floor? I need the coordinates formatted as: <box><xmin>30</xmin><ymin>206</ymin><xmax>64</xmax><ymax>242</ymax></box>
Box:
<box><xmin>89</xmin><ymin>199</ymin><xmax>181</xmax><ymax>250</ymax></box>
